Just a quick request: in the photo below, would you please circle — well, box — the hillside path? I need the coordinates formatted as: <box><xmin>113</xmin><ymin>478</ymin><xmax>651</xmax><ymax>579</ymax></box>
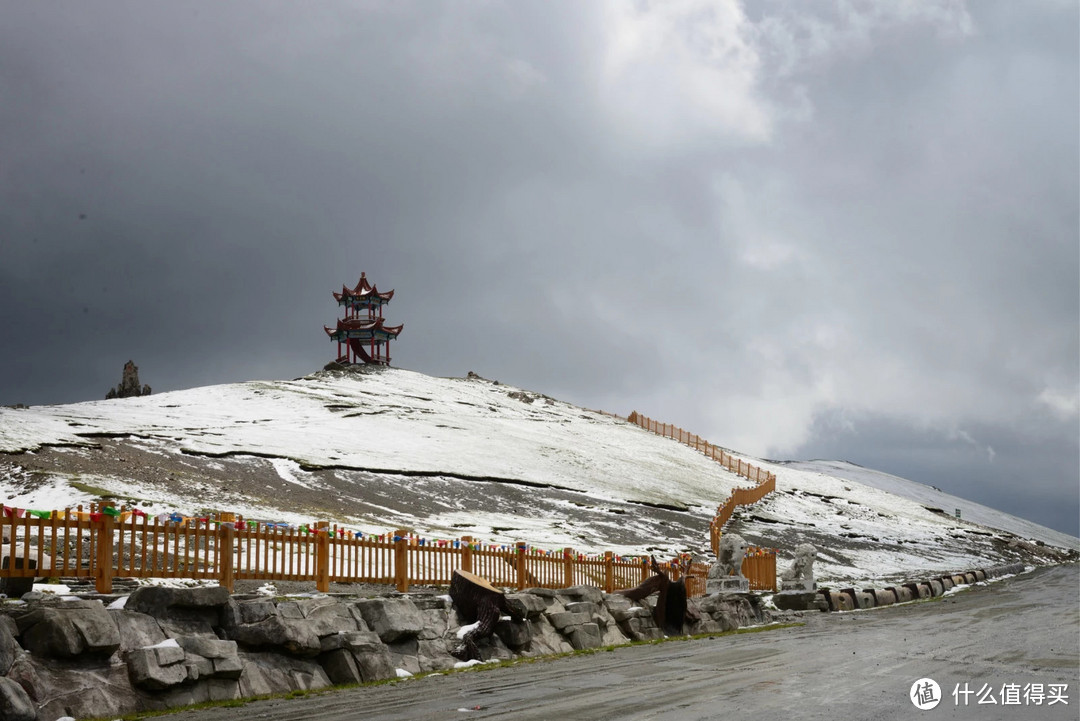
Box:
<box><xmin>170</xmin><ymin>564</ymin><xmax>1079</xmax><ymax>721</ymax></box>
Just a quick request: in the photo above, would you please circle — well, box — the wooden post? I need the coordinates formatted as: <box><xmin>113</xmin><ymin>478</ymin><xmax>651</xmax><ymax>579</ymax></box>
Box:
<box><xmin>315</xmin><ymin>526</ymin><xmax>331</xmax><ymax>593</ymax></box>
<box><xmin>516</xmin><ymin>542</ymin><xmax>527</xmax><ymax>591</ymax></box>
<box><xmin>461</xmin><ymin>536</ymin><xmax>473</xmax><ymax>574</ymax></box>
<box><xmin>95</xmin><ymin>514</ymin><xmax>115</xmax><ymax>594</ymax></box>
<box><xmin>563</xmin><ymin>548</ymin><xmax>575</xmax><ymax>588</ymax></box>
<box><xmin>604</xmin><ymin>551</ymin><xmax>614</xmax><ymax>594</ymax></box>
<box><xmin>394</xmin><ymin>529</ymin><xmax>409</xmax><ymax>593</ymax></box>
<box><xmin>219</xmin><ymin>522</ymin><xmax>235</xmax><ymax>593</ymax></box>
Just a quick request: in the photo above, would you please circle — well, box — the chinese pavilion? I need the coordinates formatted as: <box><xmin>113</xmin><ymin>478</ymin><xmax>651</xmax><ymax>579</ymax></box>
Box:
<box><xmin>325</xmin><ymin>272</ymin><xmax>403</xmax><ymax>365</ymax></box>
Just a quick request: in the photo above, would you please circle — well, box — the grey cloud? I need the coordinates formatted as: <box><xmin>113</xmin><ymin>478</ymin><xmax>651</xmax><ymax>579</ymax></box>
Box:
<box><xmin>1</xmin><ymin>1</ymin><xmax>1075</xmax><ymax>536</ymax></box>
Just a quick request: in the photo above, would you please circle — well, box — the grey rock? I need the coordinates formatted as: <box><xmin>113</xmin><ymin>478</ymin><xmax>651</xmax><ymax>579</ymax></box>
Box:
<box><xmin>773</xmin><ymin>591</ymin><xmax>821</xmax><ymax>612</ymax></box>
<box><xmin>236</xmin><ymin>599</ymin><xmax>277</xmax><ymax>624</ymax></box>
<box><xmin>524</xmin><ymin>616</ymin><xmax>573</xmax><ymax>655</ymax></box>
<box><xmin>411</xmin><ymin>595</ymin><xmax>451</xmax><ymax>612</ymax></box>
<box><xmin>545</xmin><ymin>611</ymin><xmax>590</xmax><ymax>632</ymax></box>
<box><xmin>0</xmin><ymin>619</ymin><xmax>20</xmax><ymax>675</ymax></box>
<box><xmin>599</xmin><ymin>621</ymin><xmax>629</xmax><ymax>646</ymax></box>
<box><xmin>697</xmin><ymin>594</ymin><xmax>758</xmax><ymax>630</ymax></box>
<box><xmin>228</xmin><ymin>615</ymin><xmax>322</xmax><ymax>657</ymax></box>
<box><xmin>415</xmin><ymin>604</ymin><xmax>450</xmax><ymax>641</ymax></box>
<box><xmin>416</xmin><ymin>638</ymin><xmax>456</xmax><ymax>672</ymax></box>
<box><xmin>125</xmin><ymin>586</ymin><xmax>231</xmax><ymax>615</ymax></box>
<box><xmin>20</xmin><ymin>603</ymin><xmax>121</xmax><ymax>658</ymax></box>
<box><xmin>155</xmin><ymin>643</ymin><xmax>186</xmax><ymax>666</ymax></box>
<box><xmin>237</xmin><ymin>658</ymin><xmax>275</xmax><ymax>697</ymax></box>
<box><xmin>504</xmin><ymin>593</ymin><xmax>546</xmax><ymax>619</ymax></box>
<box><xmin>568</xmin><ymin>623</ymin><xmax>602</xmax><ymax>650</ymax></box>
<box><xmin>127</xmin><ymin>646</ymin><xmax>189</xmax><ymax>690</ymax></box>
<box><xmin>560</xmin><ymin>585</ymin><xmax>603</xmax><ymax>604</ymax></box>
<box><xmin>0</xmin><ymin>676</ymin><xmax>35</xmax><ymax>721</ymax></box>
<box><xmin>111</xmin><ymin>609</ymin><xmax>167</xmax><ymax>651</ymax></box>
<box><xmin>158</xmin><ymin>617</ymin><xmax>218</xmax><ymax>639</ymax></box>
<box><xmin>240</xmin><ymin>651</ymin><xmax>332</xmax><ymax>693</ymax></box>
<box><xmin>186</xmin><ymin>652</ymin><xmax>214</xmax><ymax>679</ymax></box>
<box><xmin>277</xmin><ymin>601</ymin><xmax>304</xmax><ymax>620</ymax></box>
<box><xmin>176</xmin><ymin>636</ymin><xmax>237</xmax><ymax>659</ymax></box>
<box><xmin>298</xmin><ymin>597</ymin><xmax>360</xmax><ymax>637</ymax></box>
<box><xmin>320</xmin><ymin>648</ymin><xmax>364</xmax><ymax>685</ymax></box>
<box><xmin>213</xmin><ymin>654</ymin><xmax>244</xmax><ymax>679</ymax></box>
<box><xmin>208</xmin><ymin>677</ymin><xmax>243</xmax><ymax>701</ymax></box>
<box><xmin>495</xmin><ymin>618</ymin><xmax>531</xmax><ymax>649</ymax></box>
<box><xmin>354</xmin><ymin>598</ymin><xmax>424</xmax><ymax>643</ymax></box>
<box><xmin>621</xmin><ymin>615</ymin><xmax>664</xmax><ymax>641</ymax></box>
<box><xmin>564</xmin><ymin>601</ymin><xmax>600</xmax><ymax>617</ymax></box>
<box><xmin>6</xmin><ymin>651</ymin><xmax>142</xmax><ymax>721</ymax></box>
<box><xmin>387</xmin><ymin>637</ymin><xmax>421</xmax><ymax>675</ymax></box>
<box><xmin>351</xmin><ymin>645</ymin><xmax>396</xmax><ymax>682</ymax></box>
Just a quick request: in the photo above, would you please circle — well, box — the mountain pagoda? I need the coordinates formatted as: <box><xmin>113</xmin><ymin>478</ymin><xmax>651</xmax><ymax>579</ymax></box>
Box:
<box><xmin>325</xmin><ymin>272</ymin><xmax>403</xmax><ymax>365</ymax></box>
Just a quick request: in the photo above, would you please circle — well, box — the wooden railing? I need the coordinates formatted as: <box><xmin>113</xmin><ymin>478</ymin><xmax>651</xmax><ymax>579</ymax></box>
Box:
<box><xmin>626</xmin><ymin>411</ymin><xmax>777</xmax><ymax>559</ymax></box>
<box><xmin>0</xmin><ymin>508</ymin><xmax>735</xmax><ymax>595</ymax></box>
<box><xmin>1</xmin><ymin>410</ymin><xmax>781</xmax><ymax>595</ymax></box>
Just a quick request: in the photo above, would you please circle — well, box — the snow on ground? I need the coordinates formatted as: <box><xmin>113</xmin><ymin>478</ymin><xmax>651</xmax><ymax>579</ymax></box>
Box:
<box><xmin>0</xmin><ymin>368</ymin><xmax>743</xmax><ymax>511</ymax></box>
<box><xmin>1</xmin><ymin>367</ymin><xmax>1075</xmax><ymax>587</ymax></box>
<box><xmin>783</xmin><ymin>459</ymin><xmax>1080</xmax><ymax>551</ymax></box>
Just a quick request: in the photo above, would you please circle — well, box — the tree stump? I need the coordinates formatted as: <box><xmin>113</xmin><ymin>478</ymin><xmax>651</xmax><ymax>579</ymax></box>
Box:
<box><xmin>448</xmin><ymin>570</ymin><xmax>522</xmax><ymax>661</ymax></box>
<box><xmin>614</xmin><ymin>556</ymin><xmax>691</xmax><ymax>635</ymax></box>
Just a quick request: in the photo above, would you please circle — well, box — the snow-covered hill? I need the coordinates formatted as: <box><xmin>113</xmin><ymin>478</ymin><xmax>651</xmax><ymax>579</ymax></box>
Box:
<box><xmin>1</xmin><ymin>367</ymin><xmax>1075</xmax><ymax>587</ymax></box>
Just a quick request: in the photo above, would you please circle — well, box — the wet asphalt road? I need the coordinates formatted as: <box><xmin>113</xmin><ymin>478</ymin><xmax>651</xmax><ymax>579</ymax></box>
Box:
<box><xmin>170</xmin><ymin>564</ymin><xmax>1079</xmax><ymax>721</ymax></box>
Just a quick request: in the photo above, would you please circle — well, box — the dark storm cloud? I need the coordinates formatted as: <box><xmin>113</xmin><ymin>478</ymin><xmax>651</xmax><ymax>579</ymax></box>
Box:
<box><xmin>1</xmin><ymin>2</ymin><xmax>1076</xmax><ymax>535</ymax></box>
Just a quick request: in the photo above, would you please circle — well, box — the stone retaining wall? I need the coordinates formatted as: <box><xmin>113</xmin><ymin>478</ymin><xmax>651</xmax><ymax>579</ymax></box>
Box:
<box><xmin>774</xmin><ymin>563</ymin><xmax>1027</xmax><ymax>612</ymax></box>
<box><xmin>0</xmin><ymin>585</ymin><xmax>769</xmax><ymax>720</ymax></box>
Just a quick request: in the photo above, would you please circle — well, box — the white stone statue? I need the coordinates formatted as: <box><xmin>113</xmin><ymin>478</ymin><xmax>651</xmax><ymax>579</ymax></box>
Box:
<box><xmin>706</xmin><ymin>534</ymin><xmax>749</xmax><ymax>594</ymax></box>
<box><xmin>780</xmin><ymin>543</ymin><xmax>817</xmax><ymax>591</ymax></box>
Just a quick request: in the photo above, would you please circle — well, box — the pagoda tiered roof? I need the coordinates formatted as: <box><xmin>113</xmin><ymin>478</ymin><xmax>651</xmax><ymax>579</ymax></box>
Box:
<box><xmin>333</xmin><ymin>272</ymin><xmax>395</xmax><ymax>307</ymax></box>
<box><xmin>324</xmin><ymin>317</ymin><xmax>404</xmax><ymax>343</ymax></box>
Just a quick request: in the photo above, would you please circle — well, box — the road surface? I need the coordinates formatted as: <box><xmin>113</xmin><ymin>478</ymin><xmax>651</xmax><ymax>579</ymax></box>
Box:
<box><xmin>171</xmin><ymin>564</ymin><xmax>1079</xmax><ymax>721</ymax></box>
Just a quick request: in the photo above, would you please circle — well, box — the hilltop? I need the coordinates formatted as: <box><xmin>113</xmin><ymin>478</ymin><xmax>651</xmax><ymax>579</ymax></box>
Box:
<box><xmin>1</xmin><ymin>366</ymin><xmax>1075</xmax><ymax>587</ymax></box>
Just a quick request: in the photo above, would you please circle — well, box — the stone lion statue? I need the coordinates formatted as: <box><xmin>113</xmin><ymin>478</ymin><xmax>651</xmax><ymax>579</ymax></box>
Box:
<box><xmin>780</xmin><ymin>543</ymin><xmax>817</xmax><ymax>589</ymax></box>
<box><xmin>708</xmin><ymin>533</ymin><xmax>748</xmax><ymax>579</ymax></box>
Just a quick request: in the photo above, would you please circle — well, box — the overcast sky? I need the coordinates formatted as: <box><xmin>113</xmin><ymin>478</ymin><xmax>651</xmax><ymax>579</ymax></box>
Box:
<box><xmin>2</xmin><ymin>1</ymin><xmax>1077</xmax><ymax>537</ymax></box>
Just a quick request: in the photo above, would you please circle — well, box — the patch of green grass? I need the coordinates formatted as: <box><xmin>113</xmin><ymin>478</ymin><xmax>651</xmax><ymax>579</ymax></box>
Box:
<box><xmin>68</xmin><ymin>480</ymin><xmax>114</xmax><ymax>498</ymax></box>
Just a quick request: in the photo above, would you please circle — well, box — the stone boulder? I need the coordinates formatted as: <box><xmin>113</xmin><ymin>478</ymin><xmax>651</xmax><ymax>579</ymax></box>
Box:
<box><xmin>354</xmin><ymin>598</ymin><xmax>424</xmax><ymax>643</ymax></box>
<box><xmin>16</xmin><ymin>599</ymin><xmax>121</xmax><ymax>658</ymax></box>
<box><xmin>227</xmin><ymin>614</ymin><xmax>322</xmax><ymax>657</ymax></box>
<box><xmin>111</xmin><ymin>609</ymin><xmax>168</xmax><ymax>651</ymax></box>
<box><xmin>126</xmin><ymin>586</ymin><xmax>230</xmax><ymax>638</ymax></box>
<box><xmin>6</xmin><ymin>651</ymin><xmax>143</xmax><ymax>721</ymax></box>
<box><xmin>127</xmin><ymin>640</ymin><xmax>189</xmax><ymax>690</ymax></box>
<box><xmin>504</xmin><ymin>592</ymin><xmax>547</xmax><ymax>620</ymax></box>
<box><xmin>317</xmin><ymin>630</ymin><xmax>395</xmax><ymax>684</ymax></box>
<box><xmin>0</xmin><ymin>619</ymin><xmax>20</xmax><ymax>675</ymax></box>
<box><xmin>696</xmin><ymin>593</ymin><xmax>764</xmax><ymax>630</ymax></box>
<box><xmin>0</xmin><ymin>676</ymin><xmax>35</xmax><ymax>721</ymax></box>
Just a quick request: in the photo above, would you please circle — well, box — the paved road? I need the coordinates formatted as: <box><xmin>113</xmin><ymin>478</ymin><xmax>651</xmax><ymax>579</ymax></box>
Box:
<box><xmin>172</xmin><ymin>564</ymin><xmax>1079</xmax><ymax>721</ymax></box>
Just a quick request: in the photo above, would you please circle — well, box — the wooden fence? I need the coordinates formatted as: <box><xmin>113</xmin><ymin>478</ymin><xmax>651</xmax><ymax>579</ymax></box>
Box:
<box><xmin>0</xmin><ymin>411</ymin><xmax>781</xmax><ymax>596</ymax></box>
<box><xmin>626</xmin><ymin>411</ymin><xmax>777</xmax><ymax>559</ymax></box>
<box><xmin>0</xmin><ymin>508</ymin><xmax>745</xmax><ymax>595</ymax></box>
